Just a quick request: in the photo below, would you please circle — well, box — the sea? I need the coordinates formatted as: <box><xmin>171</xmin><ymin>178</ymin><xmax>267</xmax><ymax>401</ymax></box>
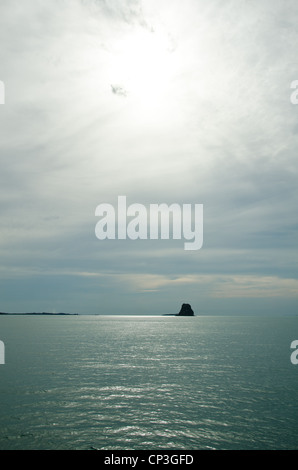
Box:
<box><xmin>0</xmin><ymin>314</ymin><xmax>297</xmax><ymax>450</ymax></box>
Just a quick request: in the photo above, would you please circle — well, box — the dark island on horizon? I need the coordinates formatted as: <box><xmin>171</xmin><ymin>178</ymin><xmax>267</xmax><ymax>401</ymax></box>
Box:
<box><xmin>164</xmin><ymin>303</ymin><xmax>195</xmax><ymax>316</ymax></box>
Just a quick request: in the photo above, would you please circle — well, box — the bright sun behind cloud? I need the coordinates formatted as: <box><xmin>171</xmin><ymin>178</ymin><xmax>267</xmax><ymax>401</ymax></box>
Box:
<box><xmin>109</xmin><ymin>25</ymin><xmax>178</xmax><ymax>112</ymax></box>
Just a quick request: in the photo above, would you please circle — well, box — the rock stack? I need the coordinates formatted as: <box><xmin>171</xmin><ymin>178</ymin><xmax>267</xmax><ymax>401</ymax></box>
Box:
<box><xmin>176</xmin><ymin>303</ymin><xmax>194</xmax><ymax>316</ymax></box>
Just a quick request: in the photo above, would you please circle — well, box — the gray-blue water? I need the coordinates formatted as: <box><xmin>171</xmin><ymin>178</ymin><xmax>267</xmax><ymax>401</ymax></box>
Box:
<box><xmin>0</xmin><ymin>314</ymin><xmax>297</xmax><ymax>450</ymax></box>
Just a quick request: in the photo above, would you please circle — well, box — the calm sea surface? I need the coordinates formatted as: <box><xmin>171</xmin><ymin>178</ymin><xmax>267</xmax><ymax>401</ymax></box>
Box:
<box><xmin>0</xmin><ymin>314</ymin><xmax>297</xmax><ymax>450</ymax></box>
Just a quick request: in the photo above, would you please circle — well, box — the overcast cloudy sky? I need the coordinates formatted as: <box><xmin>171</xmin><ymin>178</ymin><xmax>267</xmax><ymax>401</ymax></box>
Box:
<box><xmin>0</xmin><ymin>0</ymin><xmax>297</xmax><ymax>315</ymax></box>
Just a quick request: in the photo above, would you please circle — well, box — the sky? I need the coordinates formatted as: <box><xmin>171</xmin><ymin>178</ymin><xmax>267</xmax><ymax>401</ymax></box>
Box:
<box><xmin>0</xmin><ymin>0</ymin><xmax>297</xmax><ymax>315</ymax></box>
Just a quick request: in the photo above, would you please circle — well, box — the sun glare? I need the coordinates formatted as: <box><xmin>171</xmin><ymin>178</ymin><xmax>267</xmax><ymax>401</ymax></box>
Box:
<box><xmin>109</xmin><ymin>26</ymin><xmax>177</xmax><ymax>110</ymax></box>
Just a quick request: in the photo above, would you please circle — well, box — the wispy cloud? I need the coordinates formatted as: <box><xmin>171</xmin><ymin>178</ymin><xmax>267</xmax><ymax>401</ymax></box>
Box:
<box><xmin>111</xmin><ymin>84</ymin><xmax>128</xmax><ymax>97</ymax></box>
<box><xmin>99</xmin><ymin>0</ymin><xmax>149</xmax><ymax>27</ymax></box>
<box><xmin>105</xmin><ymin>273</ymin><xmax>298</xmax><ymax>299</ymax></box>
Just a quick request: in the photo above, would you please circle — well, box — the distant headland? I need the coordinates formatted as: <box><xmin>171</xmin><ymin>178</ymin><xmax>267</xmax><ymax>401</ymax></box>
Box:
<box><xmin>0</xmin><ymin>312</ymin><xmax>79</xmax><ymax>316</ymax></box>
<box><xmin>164</xmin><ymin>303</ymin><xmax>195</xmax><ymax>316</ymax></box>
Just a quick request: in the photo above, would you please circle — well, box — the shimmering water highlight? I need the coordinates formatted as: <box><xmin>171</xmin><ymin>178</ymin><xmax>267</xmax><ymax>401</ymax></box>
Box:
<box><xmin>0</xmin><ymin>314</ymin><xmax>297</xmax><ymax>449</ymax></box>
